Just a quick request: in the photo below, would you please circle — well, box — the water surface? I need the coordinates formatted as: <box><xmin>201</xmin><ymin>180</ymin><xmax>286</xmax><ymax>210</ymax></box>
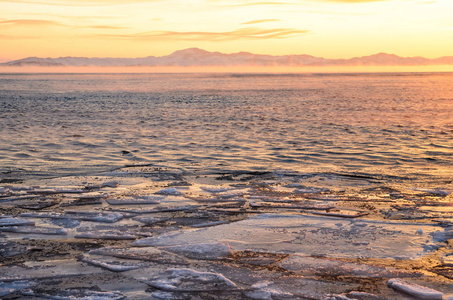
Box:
<box><xmin>1</xmin><ymin>72</ymin><xmax>452</xmax><ymax>185</ymax></box>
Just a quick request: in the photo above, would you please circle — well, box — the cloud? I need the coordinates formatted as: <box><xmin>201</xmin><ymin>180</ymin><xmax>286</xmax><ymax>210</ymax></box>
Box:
<box><xmin>0</xmin><ymin>19</ymin><xmax>129</xmax><ymax>30</ymax></box>
<box><xmin>210</xmin><ymin>0</ymin><xmax>397</xmax><ymax>5</ymax></box>
<box><xmin>321</xmin><ymin>0</ymin><xmax>391</xmax><ymax>2</ymax></box>
<box><xmin>213</xmin><ymin>2</ymin><xmax>295</xmax><ymax>7</ymax></box>
<box><xmin>98</xmin><ymin>27</ymin><xmax>309</xmax><ymax>41</ymax></box>
<box><xmin>86</xmin><ymin>25</ymin><xmax>129</xmax><ymax>30</ymax></box>
<box><xmin>0</xmin><ymin>19</ymin><xmax>66</xmax><ymax>26</ymax></box>
<box><xmin>241</xmin><ymin>19</ymin><xmax>280</xmax><ymax>25</ymax></box>
<box><xmin>0</xmin><ymin>0</ymin><xmax>161</xmax><ymax>6</ymax></box>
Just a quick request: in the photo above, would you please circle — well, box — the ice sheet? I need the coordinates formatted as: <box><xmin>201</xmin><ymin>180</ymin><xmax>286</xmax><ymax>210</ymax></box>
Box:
<box><xmin>131</xmin><ymin>214</ymin><xmax>444</xmax><ymax>260</ymax></box>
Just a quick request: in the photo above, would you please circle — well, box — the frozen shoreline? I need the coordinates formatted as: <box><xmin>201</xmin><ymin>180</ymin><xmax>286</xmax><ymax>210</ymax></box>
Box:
<box><xmin>1</xmin><ymin>166</ymin><xmax>452</xmax><ymax>299</ymax></box>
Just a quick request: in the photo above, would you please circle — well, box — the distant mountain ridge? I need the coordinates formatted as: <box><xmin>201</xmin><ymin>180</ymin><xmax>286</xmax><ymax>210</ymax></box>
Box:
<box><xmin>2</xmin><ymin>48</ymin><xmax>453</xmax><ymax>67</ymax></box>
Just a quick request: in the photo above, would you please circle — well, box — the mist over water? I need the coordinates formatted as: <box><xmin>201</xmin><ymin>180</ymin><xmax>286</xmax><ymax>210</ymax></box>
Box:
<box><xmin>1</xmin><ymin>72</ymin><xmax>452</xmax><ymax>185</ymax></box>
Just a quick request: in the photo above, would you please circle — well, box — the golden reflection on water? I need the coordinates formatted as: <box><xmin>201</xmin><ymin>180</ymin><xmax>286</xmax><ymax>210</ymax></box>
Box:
<box><xmin>0</xmin><ymin>72</ymin><xmax>452</xmax><ymax>184</ymax></box>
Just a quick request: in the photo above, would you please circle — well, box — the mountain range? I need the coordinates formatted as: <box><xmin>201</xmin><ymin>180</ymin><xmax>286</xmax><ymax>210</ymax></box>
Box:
<box><xmin>2</xmin><ymin>48</ymin><xmax>453</xmax><ymax>67</ymax></box>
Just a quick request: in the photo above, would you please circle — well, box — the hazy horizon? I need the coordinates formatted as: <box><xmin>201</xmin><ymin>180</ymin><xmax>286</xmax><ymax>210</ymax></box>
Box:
<box><xmin>2</xmin><ymin>47</ymin><xmax>453</xmax><ymax>73</ymax></box>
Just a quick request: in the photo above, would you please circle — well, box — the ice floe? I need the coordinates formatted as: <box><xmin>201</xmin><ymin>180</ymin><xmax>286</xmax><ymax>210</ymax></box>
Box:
<box><xmin>106</xmin><ymin>196</ymin><xmax>162</xmax><ymax>205</ymax></box>
<box><xmin>75</xmin><ymin>230</ymin><xmax>136</xmax><ymax>240</ymax></box>
<box><xmin>82</xmin><ymin>255</ymin><xmax>146</xmax><ymax>272</ymax></box>
<box><xmin>0</xmin><ymin>259</ymin><xmax>105</xmax><ymax>281</ymax></box>
<box><xmin>409</xmin><ymin>188</ymin><xmax>451</xmax><ymax>196</ymax></box>
<box><xmin>190</xmin><ymin>220</ymin><xmax>229</xmax><ymax>228</ymax></box>
<box><xmin>20</xmin><ymin>211</ymin><xmax>123</xmax><ymax>223</ymax></box>
<box><xmin>0</xmin><ymin>226</ymin><xmax>67</xmax><ymax>235</ymax></box>
<box><xmin>199</xmin><ymin>186</ymin><xmax>237</xmax><ymax>193</ymax></box>
<box><xmin>88</xmin><ymin>246</ymin><xmax>189</xmax><ymax>265</ymax></box>
<box><xmin>0</xmin><ymin>217</ymin><xmax>34</xmax><ymax>227</ymax></box>
<box><xmin>244</xmin><ymin>281</ymin><xmax>294</xmax><ymax>300</ymax></box>
<box><xmin>158</xmin><ymin>242</ymin><xmax>233</xmax><ymax>260</ymax></box>
<box><xmin>131</xmin><ymin>214</ymin><xmax>444</xmax><ymax>260</ymax></box>
<box><xmin>387</xmin><ymin>278</ymin><xmax>443</xmax><ymax>299</ymax></box>
<box><xmin>145</xmin><ymin>268</ymin><xmax>237</xmax><ymax>292</ymax></box>
<box><xmin>0</xmin><ymin>281</ymin><xmax>36</xmax><ymax>297</ymax></box>
<box><xmin>155</xmin><ymin>188</ymin><xmax>184</xmax><ymax>196</ymax></box>
<box><xmin>279</xmin><ymin>254</ymin><xmax>419</xmax><ymax>277</ymax></box>
<box><xmin>2</xmin><ymin>172</ymin><xmax>453</xmax><ymax>299</ymax></box>
<box><xmin>21</xmin><ymin>288</ymin><xmax>126</xmax><ymax>300</ymax></box>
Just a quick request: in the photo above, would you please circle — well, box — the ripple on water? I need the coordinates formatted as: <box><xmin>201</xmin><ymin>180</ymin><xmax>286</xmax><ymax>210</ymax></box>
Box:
<box><xmin>0</xmin><ymin>73</ymin><xmax>452</xmax><ymax>184</ymax></box>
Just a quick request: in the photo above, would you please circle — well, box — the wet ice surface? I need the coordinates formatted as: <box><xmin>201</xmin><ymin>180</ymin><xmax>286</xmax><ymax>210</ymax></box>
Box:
<box><xmin>1</xmin><ymin>169</ymin><xmax>453</xmax><ymax>299</ymax></box>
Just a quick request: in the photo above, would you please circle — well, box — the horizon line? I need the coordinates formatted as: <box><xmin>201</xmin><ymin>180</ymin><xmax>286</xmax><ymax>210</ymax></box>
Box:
<box><xmin>3</xmin><ymin>47</ymin><xmax>453</xmax><ymax>62</ymax></box>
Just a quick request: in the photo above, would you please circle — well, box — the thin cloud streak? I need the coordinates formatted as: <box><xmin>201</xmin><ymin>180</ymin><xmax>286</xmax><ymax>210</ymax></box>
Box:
<box><xmin>87</xmin><ymin>25</ymin><xmax>130</xmax><ymax>30</ymax></box>
<box><xmin>214</xmin><ymin>2</ymin><xmax>296</xmax><ymax>7</ymax></box>
<box><xmin>0</xmin><ymin>19</ymin><xmax>129</xmax><ymax>30</ymax></box>
<box><xmin>0</xmin><ymin>19</ymin><xmax>65</xmax><ymax>26</ymax></box>
<box><xmin>211</xmin><ymin>0</ymin><xmax>394</xmax><ymax>6</ymax></box>
<box><xmin>241</xmin><ymin>19</ymin><xmax>280</xmax><ymax>25</ymax></box>
<box><xmin>323</xmin><ymin>0</ymin><xmax>390</xmax><ymax>2</ymax></box>
<box><xmin>0</xmin><ymin>0</ymin><xmax>161</xmax><ymax>6</ymax></box>
<box><xmin>21</xmin><ymin>13</ymin><xmax>116</xmax><ymax>20</ymax></box>
<box><xmin>98</xmin><ymin>27</ymin><xmax>310</xmax><ymax>41</ymax></box>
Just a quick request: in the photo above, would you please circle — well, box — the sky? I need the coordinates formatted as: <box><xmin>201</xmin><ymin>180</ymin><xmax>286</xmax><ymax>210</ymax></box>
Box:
<box><xmin>0</xmin><ymin>0</ymin><xmax>452</xmax><ymax>61</ymax></box>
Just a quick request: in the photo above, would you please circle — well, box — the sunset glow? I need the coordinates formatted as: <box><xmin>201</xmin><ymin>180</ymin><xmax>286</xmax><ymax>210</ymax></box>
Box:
<box><xmin>1</xmin><ymin>0</ymin><xmax>452</xmax><ymax>62</ymax></box>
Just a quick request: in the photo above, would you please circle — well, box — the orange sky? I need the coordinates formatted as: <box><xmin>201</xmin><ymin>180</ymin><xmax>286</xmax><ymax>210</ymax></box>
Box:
<box><xmin>0</xmin><ymin>0</ymin><xmax>452</xmax><ymax>61</ymax></box>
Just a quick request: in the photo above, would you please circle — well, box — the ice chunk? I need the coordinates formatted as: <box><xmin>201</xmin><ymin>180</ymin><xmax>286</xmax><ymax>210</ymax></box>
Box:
<box><xmin>410</xmin><ymin>188</ymin><xmax>450</xmax><ymax>196</ymax></box>
<box><xmin>294</xmin><ymin>187</ymin><xmax>329</xmax><ymax>194</ymax></box>
<box><xmin>279</xmin><ymin>254</ymin><xmax>417</xmax><ymax>277</ymax></box>
<box><xmin>21</xmin><ymin>288</ymin><xmax>126</xmax><ymax>300</ymax></box>
<box><xmin>20</xmin><ymin>211</ymin><xmax>123</xmax><ymax>223</ymax></box>
<box><xmin>0</xmin><ymin>281</ymin><xmax>36</xmax><ymax>297</ymax></box>
<box><xmin>145</xmin><ymin>268</ymin><xmax>237</xmax><ymax>291</ymax></box>
<box><xmin>129</xmin><ymin>214</ymin><xmax>442</xmax><ymax>260</ymax></box>
<box><xmin>244</xmin><ymin>281</ymin><xmax>294</xmax><ymax>300</ymax></box>
<box><xmin>345</xmin><ymin>291</ymin><xmax>384</xmax><ymax>300</ymax></box>
<box><xmin>250</xmin><ymin>202</ymin><xmax>334</xmax><ymax>210</ymax></box>
<box><xmin>0</xmin><ymin>195</ymin><xmax>41</xmax><ymax>203</ymax></box>
<box><xmin>106</xmin><ymin>196</ymin><xmax>162</xmax><ymax>205</ymax></box>
<box><xmin>0</xmin><ymin>259</ymin><xmax>104</xmax><ymax>281</ymax></box>
<box><xmin>61</xmin><ymin>195</ymin><xmax>105</xmax><ymax>207</ymax></box>
<box><xmin>17</xmin><ymin>200</ymin><xmax>59</xmax><ymax>210</ymax></box>
<box><xmin>190</xmin><ymin>220</ymin><xmax>229</xmax><ymax>228</ymax></box>
<box><xmin>133</xmin><ymin>216</ymin><xmax>170</xmax><ymax>225</ymax></box>
<box><xmin>0</xmin><ymin>226</ymin><xmax>67</xmax><ymax>235</ymax></box>
<box><xmin>54</xmin><ymin>188</ymin><xmax>88</xmax><ymax>193</ymax></box>
<box><xmin>108</xmin><ymin>205</ymin><xmax>197</xmax><ymax>214</ymax></box>
<box><xmin>387</xmin><ymin>278</ymin><xmax>443</xmax><ymax>299</ymax></box>
<box><xmin>159</xmin><ymin>242</ymin><xmax>233</xmax><ymax>260</ymax></box>
<box><xmin>27</xmin><ymin>188</ymin><xmax>58</xmax><ymax>194</ymax></box>
<box><xmin>75</xmin><ymin>231</ymin><xmax>136</xmax><ymax>240</ymax></box>
<box><xmin>0</xmin><ymin>217</ymin><xmax>34</xmax><ymax>227</ymax></box>
<box><xmin>310</xmin><ymin>210</ymin><xmax>368</xmax><ymax>218</ymax></box>
<box><xmin>150</xmin><ymin>291</ymin><xmax>192</xmax><ymax>300</ymax></box>
<box><xmin>244</xmin><ymin>289</ymin><xmax>273</xmax><ymax>299</ymax></box>
<box><xmin>155</xmin><ymin>188</ymin><xmax>183</xmax><ymax>196</ymax></box>
<box><xmin>193</xmin><ymin>197</ymin><xmax>246</xmax><ymax>203</ymax></box>
<box><xmin>81</xmin><ymin>255</ymin><xmax>145</xmax><ymax>272</ymax></box>
<box><xmin>88</xmin><ymin>247</ymin><xmax>188</xmax><ymax>265</ymax></box>
<box><xmin>200</xmin><ymin>186</ymin><xmax>237</xmax><ymax>193</ymax></box>
<box><xmin>102</xmin><ymin>180</ymin><xmax>120</xmax><ymax>188</ymax></box>
<box><xmin>65</xmin><ymin>210</ymin><xmax>124</xmax><ymax>222</ymax></box>
<box><xmin>0</xmin><ymin>241</ymin><xmax>30</xmax><ymax>257</ymax></box>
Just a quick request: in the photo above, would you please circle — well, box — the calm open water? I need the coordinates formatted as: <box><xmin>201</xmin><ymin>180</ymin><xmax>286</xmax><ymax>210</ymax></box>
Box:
<box><xmin>0</xmin><ymin>72</ymin><xmax>452</xmax><ymax>185</ymax></box>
